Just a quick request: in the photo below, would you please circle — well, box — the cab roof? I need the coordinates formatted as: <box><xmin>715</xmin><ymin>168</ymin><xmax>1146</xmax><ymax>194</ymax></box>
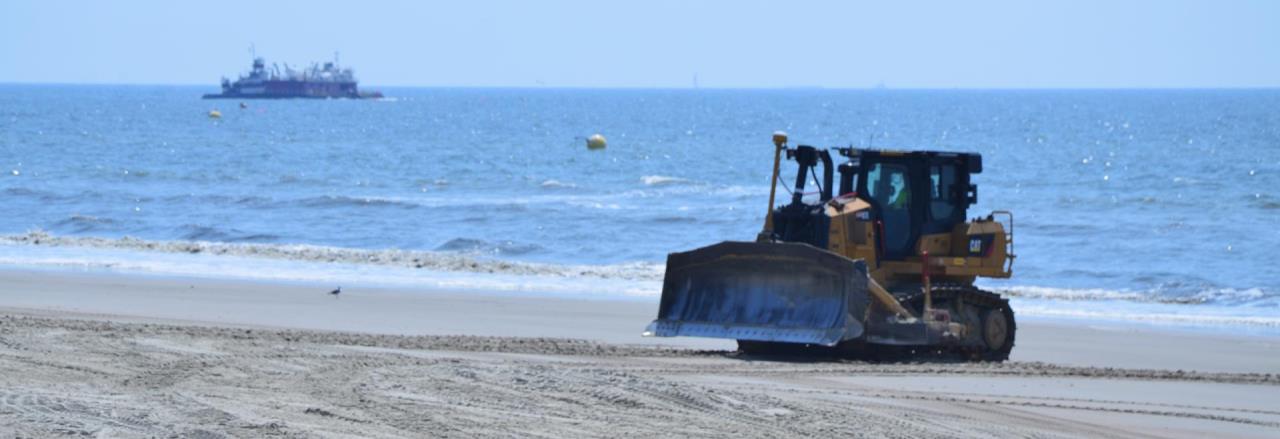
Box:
<box><xmin>839</xmin><ymin>147</ymin><xmax>983</xmax><ymax>174</ymax></box>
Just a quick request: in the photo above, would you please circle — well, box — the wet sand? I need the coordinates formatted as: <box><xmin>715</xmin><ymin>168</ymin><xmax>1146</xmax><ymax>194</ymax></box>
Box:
<box><xmin>1</xmin><ymin>269</ymin><xmax>1278</xmax><ymax>437</ymax></box>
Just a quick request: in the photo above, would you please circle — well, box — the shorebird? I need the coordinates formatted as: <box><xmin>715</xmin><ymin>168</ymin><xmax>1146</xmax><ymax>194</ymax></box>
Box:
<box><xmin>329</xmin><ymin>286</ymin><xmax>342</xmax><ymax>296</ymax></box>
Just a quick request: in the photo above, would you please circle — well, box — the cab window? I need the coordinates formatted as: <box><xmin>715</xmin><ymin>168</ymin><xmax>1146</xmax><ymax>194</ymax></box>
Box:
<box><xmin>867</xmin><ymin>163</ymin><xmax>910</xmax><ymax>210</ymax></box>
<box><xmin>930</xmin><ymin>164</ymin><xmax>958</xmax><ymax>220</ymax></box>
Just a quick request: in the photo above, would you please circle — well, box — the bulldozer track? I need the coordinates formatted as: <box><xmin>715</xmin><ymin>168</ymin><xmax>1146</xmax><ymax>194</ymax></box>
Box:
<box><xmin>0</xmin><ymin>389</ymin><xmax>154</xmax><ymax>435</ymax></box>
<box><xmin>926</xmin><ymin>392</ymin><xmax>1280</xmax><ymax>417</ymax></box>
<box><xmin>893</xmin><ymin>283</ymin><xmax>1016</xmax><ymax>361</ymax></box>
<box><xmin>860</xmin><ymin>391</ymin><xmax>1280</xmax><ymax>428</ymax></box>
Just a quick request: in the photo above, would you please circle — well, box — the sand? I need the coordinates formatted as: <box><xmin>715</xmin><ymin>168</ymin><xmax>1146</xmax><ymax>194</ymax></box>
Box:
<box><xmin>1</xmin><ymin>268</ymin><xmax>1278</xmax><ymax>438</ymax></box>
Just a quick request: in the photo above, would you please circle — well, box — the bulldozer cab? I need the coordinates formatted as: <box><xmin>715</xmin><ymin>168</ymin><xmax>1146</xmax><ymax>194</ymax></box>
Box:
<box><xmin>765</xmin><ymin>146</ymin><xmax>985</xmax><ymax>263</ymax></box>
<box><xmin>841</xmin><ymin>149</ymin><xmax>982</xmax><ymax>261</ymax></box>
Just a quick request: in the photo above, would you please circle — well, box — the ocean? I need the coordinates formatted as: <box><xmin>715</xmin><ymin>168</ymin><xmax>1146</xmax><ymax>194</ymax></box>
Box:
<box><xmin>2</xmin><ymin>85</ymin><xmax>1277</xmax><ymax>331</ymax></box>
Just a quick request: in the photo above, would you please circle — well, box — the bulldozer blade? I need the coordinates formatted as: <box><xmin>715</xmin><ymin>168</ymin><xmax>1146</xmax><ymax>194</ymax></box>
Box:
<box><xmin>645</xmin><ymin>241</ymin><xmax>869</xmax><ymax>346</ymax></box>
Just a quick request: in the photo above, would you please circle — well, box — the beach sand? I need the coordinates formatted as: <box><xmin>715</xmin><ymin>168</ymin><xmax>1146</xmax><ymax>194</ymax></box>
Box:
<box><xmin>1</xmin><ymin>269</ymin><xmax>1277</xmax><ymax>437</ymax></box>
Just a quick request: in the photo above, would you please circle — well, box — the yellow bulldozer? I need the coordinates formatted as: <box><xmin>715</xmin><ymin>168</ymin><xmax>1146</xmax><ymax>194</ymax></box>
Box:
<box><xmin>645</xmin><ymin>132</ymin><xmax>1017</xmax><ymax>361</ymax></box>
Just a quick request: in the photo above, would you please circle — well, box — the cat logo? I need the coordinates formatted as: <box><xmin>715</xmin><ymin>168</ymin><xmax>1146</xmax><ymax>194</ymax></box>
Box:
<box><xmin>969</xmin><ymin>238</ymin><xmax>983</xmax><ymax>253</ymax></box>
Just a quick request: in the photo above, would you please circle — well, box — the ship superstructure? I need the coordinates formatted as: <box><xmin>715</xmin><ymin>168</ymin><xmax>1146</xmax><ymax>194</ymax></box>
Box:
<box><xmin>203</xmin><ymin>55</ymin><xmax>379</xmax><ymax>99</ymax></box>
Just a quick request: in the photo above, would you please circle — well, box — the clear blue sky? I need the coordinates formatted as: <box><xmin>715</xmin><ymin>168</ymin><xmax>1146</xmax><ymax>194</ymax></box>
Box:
<box><xmin>2</xmin><ymin>0</ymin><xmax>1277</xmax><ymax>88</ymax></box>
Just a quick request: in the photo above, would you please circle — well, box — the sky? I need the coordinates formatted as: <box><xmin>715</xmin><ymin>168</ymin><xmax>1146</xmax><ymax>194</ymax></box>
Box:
<box><xmin>2</xmin><ymin>0</ymin><xmax>1278</xmax><ymax>88</ymax></box>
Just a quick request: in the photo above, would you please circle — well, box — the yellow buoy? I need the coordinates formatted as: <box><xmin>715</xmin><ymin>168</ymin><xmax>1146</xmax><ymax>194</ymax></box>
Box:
<box><xmin>586</xmin><ymin>134</ymin><xmax>607</xmax><ymax>150</ymax></box>
<box><xmin>208</xmin><ymin>110</ymin><xmax>222</xmax><ymax>119</ymax></box>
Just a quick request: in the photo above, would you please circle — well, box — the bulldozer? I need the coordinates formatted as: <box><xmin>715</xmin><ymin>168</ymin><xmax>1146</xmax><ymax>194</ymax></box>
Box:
<box><xmin>644</xmin><ymin>132</ymin><xmax>1017</xmax><ymax>361</ymax></box>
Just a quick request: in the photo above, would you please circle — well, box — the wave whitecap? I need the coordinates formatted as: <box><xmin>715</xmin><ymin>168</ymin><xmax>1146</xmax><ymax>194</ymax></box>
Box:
<box><xmin>539</xmin><ymin>179</ymin><xmax>576</xmax><ymax>189</ymax></box>
<box><xmin>640</xmin><ymin>175</ymin><xmax>692</xmax><ymax>186</ymax></box>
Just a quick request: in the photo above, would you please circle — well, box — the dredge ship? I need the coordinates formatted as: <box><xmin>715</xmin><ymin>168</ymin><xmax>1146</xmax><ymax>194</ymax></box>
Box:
<box><xmin>203</xmin><ymin>55</ymin><xmax>381</xmax><ymax>99</ymax></box>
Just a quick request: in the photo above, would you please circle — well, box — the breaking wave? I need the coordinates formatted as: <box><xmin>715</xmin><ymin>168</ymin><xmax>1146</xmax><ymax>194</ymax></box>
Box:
<box><xmin>3</xmin><ymin>230</ymin><xmax>1278</xmax><ymax>329</ymax></box>
<box><xmin>1010</xmin><ymin>303</ymin><xmax>1280</xmax><ymax>328</ymax></box>
<box><xmin>640</xmin><ymin>175</ymin><xmax>692</xmax><ymax>186</ymax></box>
<box><xmin>51</xmin><ymin>214</ymin><xmax>118</xmax><ymax>233</ymax></box>
<box><xmin>293</xmin><ymin>195</ymin><xmax>420</xmax><ymax>210</ymax></box>
<box><xmin>539</xmin><ymin>179</ymin><xmax>576</xmax><ymax>189</ymax></box>
<box><xmin>175</xmin><ymin>225</ymin><xmax>280</xmax><ymax>243</ymax></box>
<box><xmin>434</xmin><ymin>238</ymin><xmax>545</xmax><ymax>256</ymax></box>
<box><xmin>991</xmin><ymin>285</ymin><xmax>1279</xmax><ymax>308</ymax></box>
<box><xmin>1</xmin><ymin>230</ymin><xmax>663</xmax><ymax>281</ymax></box>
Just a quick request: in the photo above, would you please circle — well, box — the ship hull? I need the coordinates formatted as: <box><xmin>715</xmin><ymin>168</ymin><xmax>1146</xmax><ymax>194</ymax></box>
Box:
<box><xmin>202</xmin><ymin>94</ymin><xmax>354</xmax><ymax>99</ymax></box>
<box><xmin>202</xmin><ymin>79</ymin><xmax>367</xmax><ymax>99</ymax></box>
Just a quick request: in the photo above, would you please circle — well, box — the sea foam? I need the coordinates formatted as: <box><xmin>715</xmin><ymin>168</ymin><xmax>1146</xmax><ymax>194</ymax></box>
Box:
<box><xmin>2</xmin><ymin>230</ymin><xmax>662</xmax><ymax>281</ymax></box>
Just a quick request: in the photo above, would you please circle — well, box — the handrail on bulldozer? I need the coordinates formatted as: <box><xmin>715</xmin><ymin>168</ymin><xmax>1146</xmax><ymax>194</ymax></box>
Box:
<box><xmin>990</xmin><ymin>210</ymin><xmax>1016</xmax><ymax>274</ymax></box>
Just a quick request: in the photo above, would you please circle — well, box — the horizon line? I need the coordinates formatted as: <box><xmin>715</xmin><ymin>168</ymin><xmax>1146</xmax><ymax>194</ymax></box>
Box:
<box><xmin>2</xmin><ymin>81</ymin><xmax>1279</xmax><ymax>91</ymax></box>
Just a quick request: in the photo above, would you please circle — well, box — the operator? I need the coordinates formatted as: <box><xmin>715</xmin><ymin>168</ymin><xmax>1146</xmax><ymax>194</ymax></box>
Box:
<box><xmin>888</xmin><ymin>172</ymin><xmax>910</xmax><ymax>209</ymax></box>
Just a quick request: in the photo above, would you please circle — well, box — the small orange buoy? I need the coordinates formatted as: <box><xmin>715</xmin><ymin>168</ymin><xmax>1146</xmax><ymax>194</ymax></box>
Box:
<box><xmin>208</xmin><ymin>110</ymin><xmax>222</xmax><ymax>119</ymax></box>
